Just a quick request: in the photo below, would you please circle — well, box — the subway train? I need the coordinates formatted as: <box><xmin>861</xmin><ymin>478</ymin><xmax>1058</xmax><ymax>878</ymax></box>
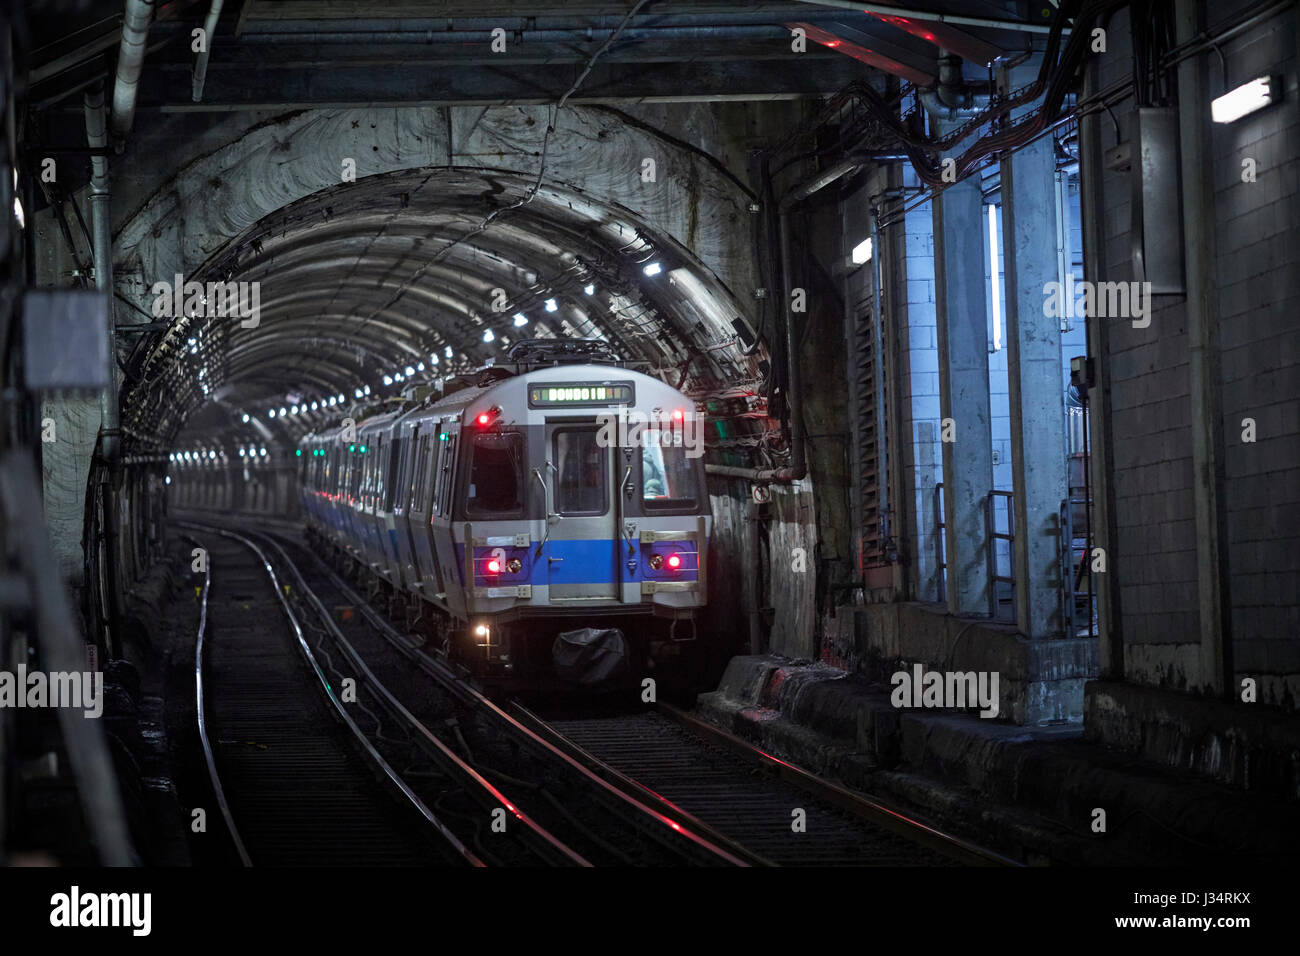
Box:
<box><xmin>296</xmin><ymin>340</ymin><xmax>711</xmax><ymax>686</ymax></box>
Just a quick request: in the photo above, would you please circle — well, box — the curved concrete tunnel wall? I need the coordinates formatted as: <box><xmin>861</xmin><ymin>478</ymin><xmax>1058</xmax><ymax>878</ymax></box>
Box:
<box><xmin>35</xmin><ymin>101</ymin><xmax>829</xmax><ymax>662</ymax></box>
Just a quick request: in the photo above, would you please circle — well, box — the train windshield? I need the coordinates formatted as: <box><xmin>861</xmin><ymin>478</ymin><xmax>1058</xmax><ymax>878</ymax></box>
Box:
<box><xmin>466</xmin><ymin>432</ymin><xmax>524</xmax><ymax>516</ymax></box>
<box><xmin>641</xmin><ymin>432</ymin><xmax>697</xmax><ymax>510</ymax></box>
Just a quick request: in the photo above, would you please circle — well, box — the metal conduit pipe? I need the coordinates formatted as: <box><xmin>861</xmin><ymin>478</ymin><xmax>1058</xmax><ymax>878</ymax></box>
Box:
<box><xmin>84</xmin><ymin>88</ymin><xmax>118</xmax><ymax>467</ymax></box>
<box><xmin>192</xmin><ymin>0</ymin><xmax>225</xmax><ymax>103</ymax></box>
<box><xmin>110</xmin><ymin>0</ymin><xmax>153</xmax><ymax>139</ymax></box>
<box><xmin>919</xmin><ymin>54</ymin><xmax>993</xmax><ymax>121</ymax></box>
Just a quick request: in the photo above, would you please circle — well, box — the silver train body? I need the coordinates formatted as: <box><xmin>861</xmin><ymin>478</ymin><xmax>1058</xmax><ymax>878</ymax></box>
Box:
<box><xmin>297</xmin><ymin>363</ymin><xmax>710</xmax><ymax>672</ymax></box>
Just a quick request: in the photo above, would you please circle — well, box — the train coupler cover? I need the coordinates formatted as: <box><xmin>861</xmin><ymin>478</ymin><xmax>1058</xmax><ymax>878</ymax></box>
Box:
<box><xmin>552</xmin><ymin>627</ymin><xmax>630</xmax><ymax>688</ymax></box>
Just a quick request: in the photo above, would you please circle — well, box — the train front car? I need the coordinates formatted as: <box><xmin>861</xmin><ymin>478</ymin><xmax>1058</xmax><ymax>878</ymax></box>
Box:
<box><xmin>438</xmin><ymin>363</ymin><xmax>709</xmax><ymax>686</ymax></box>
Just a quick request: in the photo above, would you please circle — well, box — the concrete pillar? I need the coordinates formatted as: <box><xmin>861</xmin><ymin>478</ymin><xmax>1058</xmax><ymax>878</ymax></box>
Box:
<box><xmin>1175</xmin><ymin>0</ymin><xmax>1232</xmax><ymax>696</ymax></box>
<box><xmin>1078</xmin><ymin>57</ymin><xmax>1124</xmax><ymax>676</ymax></box>
<box><xmin>1000</xmin><ymin>70</ymin><xmax>1069</xmax><ymax>639</ymax></box>
<box><xmin>933</xmin><ymin>139</ymin><xmax>994</xmax><ymax>617</ymax></box>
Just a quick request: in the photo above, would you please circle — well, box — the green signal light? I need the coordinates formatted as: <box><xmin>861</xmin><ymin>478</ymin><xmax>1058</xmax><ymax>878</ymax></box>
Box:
<box><xmin>349</xmin><ymin>444</ymin><xmax>355</xmax><ymax>452</ymax></box>
<box><xmin>360</xmin><ymin>445</ymin><xmax>367</xmax><ymax>453</ymax></box>
<box><xmin>296</xmin><ymin>449</ymin><xmax>302</xmax><ymax>456</ymax></box>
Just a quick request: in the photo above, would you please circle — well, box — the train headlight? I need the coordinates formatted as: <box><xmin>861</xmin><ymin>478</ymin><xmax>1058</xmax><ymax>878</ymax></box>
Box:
<box><xmin>649</xmin><ymin>554</ymin><xmax>664</xmax><ymax>571</ymax></box>
<box><xmin>506</xmin><ymin>558</ymin><xmax>522</xmax><ymax>574</ymax></box>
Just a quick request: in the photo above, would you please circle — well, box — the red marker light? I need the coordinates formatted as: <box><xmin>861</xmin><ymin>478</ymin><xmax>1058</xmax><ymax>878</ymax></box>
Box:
<box><xmin>477</xmin><ymin>413</ymin><xmax>491</xmax><ymax>426</ymax></box>
<box><xmin>666</xmin><ymin>553</ymin><xmax>682</xmax><ymax>570</ymax></box>
<box><xmin>672</xmin><ymin>408</ymin><xmax>684</xmax><ymax>421</ymax></box>
<box><xmin>486</xmin><ymin>558</ymin><xmax>502</xmax><ymax>574</ymax></box>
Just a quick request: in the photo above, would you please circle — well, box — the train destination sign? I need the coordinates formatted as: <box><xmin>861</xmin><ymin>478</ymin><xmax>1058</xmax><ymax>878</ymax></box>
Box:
<box><xmin>528</xmin><ymin>381</ymin><xmax>634</xmax><ymax>407</ymax></box>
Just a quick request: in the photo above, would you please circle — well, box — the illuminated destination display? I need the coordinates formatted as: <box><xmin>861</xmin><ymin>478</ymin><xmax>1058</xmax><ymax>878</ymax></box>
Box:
<box><xmin>528</xmin><ymin>382</ymin><xmax>634</xmax><ymax>407</ymax></box>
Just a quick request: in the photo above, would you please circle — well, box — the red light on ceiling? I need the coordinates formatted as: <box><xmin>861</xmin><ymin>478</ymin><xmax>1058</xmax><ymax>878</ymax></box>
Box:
<box><xmin>825</xmin><ymin>40</ymin><xmax>841</xmax><ymax>47</ymax></box>
<box><xmin>666</xmin><ymin>553</ymin><xmax>682</xmax><ymax>570</ymax></box>
<box><xmin>486</xmin><ymin>558</ymin><xmax>502</xmax><ymax>574</ymax></box>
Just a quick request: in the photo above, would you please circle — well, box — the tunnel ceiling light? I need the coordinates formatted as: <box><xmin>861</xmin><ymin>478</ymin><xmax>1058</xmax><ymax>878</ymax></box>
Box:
<box><xmin>417</xmin><ymin>362</ymin><xmax>425</xmax><ymax>372</ymax></box>
<box><xmin>851</xmin><ymin>237</ymin><xmax>873</xmax><ymax>264</ymax></box>
<box><xmin>280</xmin><ymin>407</ymin><xmax>287</xmax><ymax>416</ymax></box>
<box><xmin>584</xmin><ymin>283</ymin><xmax>595</xmax><ymax>296</ymax></box>
<box><xmin>311</xmin><ymin>401</ymin><xmax>318</xmax><ymax>410</ymax></box>
<box><xmin>241</xmin><ymin>413</ymin><xmax>250</xmax><ymax>423</ymax></box>
<box><xmin>383</xmin><ymin>375</ymin><xmax>393</xmax><ymax>385</ymax></box>
<box><xmin>1211</xmin><ymin>76</ymin><xmax>1278</xmax><ymax>123</ymax></box>
<box><xmin>394</xmin><ymin>372</ymin><xmax>404</xmax><ymax>382</ymax></box>
<box><xmin>544</xmin><ymin>298</ymin><xmax>558</xmax><ymax>312</ymax></box>
<box><xmin>337</xmin><ymin>393</ymin><xmax>345</xmax><ymax>403</ymax></box>
<box><xmin>165</xmin><ymin>475</ymin><xmax>171</xmax><ymax>485</ymax></box>
<box><xmin>513</xmin><ymin>313</ymin><xmax>529</xmax><ymax>327</ymax></box>
<box><xmin>268</xmin><ymin>409</ymin><xmax>276</xmax><ymax>417</ymax></box>
<box><xmin>445</xmin><ymin>346</ymin><xmax>454</xmax><ymax>358</ymax></box>
<box><xmin>405</xmin><ymin>365</ymin><xmax>415</xmax><ymax>376</ymax></box>
<box><xmin>260</xmin><ymin>447</ymin><xmax>267</xmax><ymax>457</ymax></box>
<box><xmin>354</xmin><ymin>388</ymin><xmax>363</xmax><ymax>398</ymax></box>
<box><xmin>643</xmin><ymin>262</ymin><xmax>662</xmax><ymax>277</ymax></box>
<box><xmin>291</xmin><ymin>405</ymin><xmax>299</xmax><ymax>415</ymax></box>
<box><xmin>482</xmin><ymin>329</ymin><xmax>495</xmax><ymax>343</ymax></box>
<box><xmin>208</xmin><ymin>450</ymin><xmax>216</xmax><ymax>459</ymax></box>
<box><xmin>239</xmin><ymin>448</ymin><xmax>245</xmax><ymax>457</ymax></box>
<box><xmin>430</xmin><ymin>353</ymin><xmax>440</xmax><ymax>364</ymax></box>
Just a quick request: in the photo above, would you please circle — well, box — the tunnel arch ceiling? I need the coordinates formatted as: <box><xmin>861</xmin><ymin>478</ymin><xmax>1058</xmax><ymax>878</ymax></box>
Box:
<box><xmin>110</xmin><ymin>105</ymin><xmax>767</xmax><ymax>453</ymax></box>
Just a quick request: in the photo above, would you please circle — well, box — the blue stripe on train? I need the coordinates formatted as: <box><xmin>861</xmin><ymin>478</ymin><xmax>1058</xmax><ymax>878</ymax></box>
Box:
<box><xmin>454</xmin><ymin>538</ymin><xmax>701</xmax><ymax>587</ymax></box>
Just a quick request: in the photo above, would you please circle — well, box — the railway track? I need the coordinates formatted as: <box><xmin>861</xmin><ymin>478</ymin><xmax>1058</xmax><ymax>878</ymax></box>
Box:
<box><xmin>521</xmin><ymin>706</ymin><xmax>1018</xmax><ymax>866</ymax></box>
<box><xmin>180</xmin><ymin>515</ymin><xmax>1014</xmax><ymax>867</ymax></box>
<box><xmin>185</xmin><ymin>530</ymin><xmax>469</xmax><ymax>866</ymax></box>
<box><xmin>183</xmin><ymin>518</ymin><xmax>750</xmax><ymax>866</ymax></box>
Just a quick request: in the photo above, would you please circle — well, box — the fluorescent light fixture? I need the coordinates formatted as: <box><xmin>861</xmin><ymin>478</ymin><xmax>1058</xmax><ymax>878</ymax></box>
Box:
<box><xmin>851</xmin><ymin>237</ymin><xmax>872</xmax><ymax>264</ymax></box>
<box><xmin>311</xmin><ymin>401</ymin><xmax>318</xmax><ymax>410</ymax></box>
<box><xmin>354</xmin><ymin>388</ymin><xmax>363</xmax><ymax>398</ymax></box>
<box><xmin>260</xmin><ymin>448</ymin><xmax>267</xmax><ymax>457</ymax></box>
<box><xmin>363</xmin><ymin>385</ymin><xmax>371</xmax><ymax>395</ymax></box>
<box><xmin>584</xmin><ymin>283</ymin><xmax>595</xmax><ymax>296</ymax></box>
<box><xmin>291</xmin><ymin>405</ymin><xmax>299</xmax><ymax>415</ymax></box>
<box><xmin>405</xmin><ymin>365</ymin><xmax>415</xmax><ymax>376</ymax></box>
<box><xmin>643</xmin><ymin>262</ymin><xmax>662</xmax><ymax>277</ymax></box>
<box><xmin>383</xmin><ymin>375</ymin><xmax>393</xmax><ymax>385</ymax></box>
<box><xmin>417</xmin><ymin>362</ymin><xmax>425</xmax><ymax>372</ymax></box>
<box><xmin>241</xmin><ymin>413</ymin><xmax>250</xmax><ymax>423</ymax></box>
<box><xmin>544</xmin><ymin>298</ymin><xmax>558</xmax><ymax>312</ymax></box>
<box><xmin>279</xmin><ymin>407</ymin><xmax>287</xmax><ymax>416</ymax></box>
<box><xmin>483</xmin><ymin>329</ymin><xmax>495</xmax><ymax>342</ymax></box>
<box><xmin>238</xmin><ymin>448</ymin><xmax>246</xmax><ymax>457</ymax></box>
<box><xmin>430</xmin><ymin>353</ymin><xmax>439</xmax><ymax>365</ymax></box>
<box><xmin>1211</xmin><ymin>76</ymin><xmax>1278</xmax><ymax>123</ymax></box>
<box><xmin>513</xmin><ymin>313</ymin><xmax>529</xmax><ymax>327</ymax></box>
<box><xmin>165</xmin><ymin>476</ymin><xmax>171</xmax><ymax>485</ymax></box>
<box><xmin>987</xmin><ymin>203</ymin><xmax>1003</xmax><ymax>352</ymax></box>
<box><xmin>445</xmin><ymin>346</ymin><xmax>454</xmax><ymax>357</ymax></box>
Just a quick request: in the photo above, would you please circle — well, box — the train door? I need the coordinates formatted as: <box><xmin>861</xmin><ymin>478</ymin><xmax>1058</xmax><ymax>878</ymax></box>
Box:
<box><xmin>544</xmin><ymin>423</ymin><xmax>618</xmax><ymax>602</ymax></box>
<box><xmin>432</xmin><ymin>420</ymin><xmax>466</xmax><ymax>618</ymax></box>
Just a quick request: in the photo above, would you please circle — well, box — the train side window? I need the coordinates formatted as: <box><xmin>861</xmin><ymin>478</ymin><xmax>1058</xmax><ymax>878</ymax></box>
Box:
<box><xmin>640</xmin><ymin>435</ymin><xmax>698</xmax><ymax>511</ymax></box>
<box><xmin>553</xmin><ymin>429</ymin><xmax>607</xmax><ymax>516</ymax></box>
<box><xmin>373</xmin><ymin>434</ymin><xmax>385</xmax><ymax>508</ymax></box>
<box><xmin>466</xmin><ymin>432</ymin><xmax>522</xmax><ymax>517</ymax></box>
<box><xmin>384</xmin><ymin>435</ymin><xmax>403</xmax><ymax>512</ymax></box>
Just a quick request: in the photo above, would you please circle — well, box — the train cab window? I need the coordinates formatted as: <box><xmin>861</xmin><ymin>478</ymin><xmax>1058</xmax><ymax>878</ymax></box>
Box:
<box><xmin>465</xmin><ymin>432</ymin><xmax>523</xmax><ymax>517</ymax></box>
<box><xmin>641</xmin><ymin>435</ymin><xmax>698</xmax><ymax>511</ymax></box>
<box><xmin>553</xmin><ymin>429</ymin><xmax>606</xmax><ymax>516</ymax></box>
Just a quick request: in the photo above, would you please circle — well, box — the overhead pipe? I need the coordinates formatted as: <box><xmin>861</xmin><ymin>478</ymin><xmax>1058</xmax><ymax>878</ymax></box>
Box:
<box><xmin>110</xmin><ymin>0</ymin><xmax>154</xmax><ymax>139</ymax></box>
<box><xmin>789</xmin><ymin>0</ymin><xmax>1065</xmax><ymax>35</ymax></box>
<box><xmin>919</xmin><ymin>54</ymin><xmax>994</xmax><ymax>121</ymax></box>
<box><xmin>192</xmin><ymin>0</ymin><xmax>225</xmax><ymax>103</ymax></box>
